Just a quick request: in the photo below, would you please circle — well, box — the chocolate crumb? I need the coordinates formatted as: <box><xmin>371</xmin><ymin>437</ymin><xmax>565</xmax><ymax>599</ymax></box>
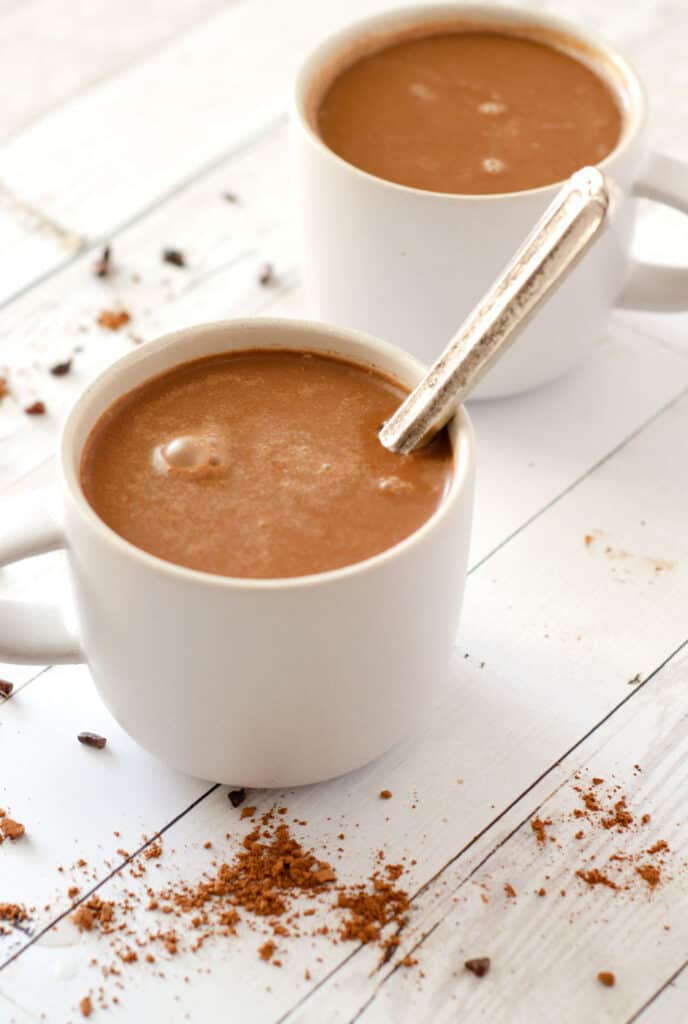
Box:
<box><xmin>0</xmin><ymin>378</ymin><xmax>9</xmax><ymax>400</ymax></box>
<box><xmin>598</xmin><ymin>971</ymin><xmax>615</xmax><ymax>987</ymax></box>
<box><xmin>240</xmin><ymin>806</ymin><xmax>256</xmax><ymax>820</ymax></box>
<box><xmin>92</xmin><ymin>245</ymin><xmax>111</xmax><ymax>278</ymax></box>
<box><xmin>379</xmin><ymin>790</ymin><xmax>393</xmax><ymax>800</ymax></box>
<box><xmin>78</xmin><ymin>731</ymin><xmax>107</xmax><ymax>750</ymax></box>
<box><xmin>0</xmin><ymin>680</ymin><xmax>13</xmax><ymax>697</ymax></box>
<box><xmin>50</xmin><ymin>359</ymin><xmax>73</xmax><ymax>377</ymax></box>
<box><xmin>228</xmin><ymin>788</ymin><xmax>247</xmax><ymax>808</ymax></box>
<box><xmin>465</xmin><ymin>957</ymin><xmax>490</xmax><ymax>978</ymax></box>
<box><xmin>257</xmin><ymin>261</ymin><xmax>274</xmax><ymax>286</ymax></box>
<box><xmin>162</xmin><ymin>248</ymin><xmax>186</xmax><ymax>268</ymax></box>
<box><xmin>80</xmin><ymin>995</ymin><xmax>93</xmax><ymax>1018</ymax></box>
<box><xmin>503</xmin><ymin>883</ymin><xmax>516</xmax><ymax>898</ymax></box>
<box><xmin>222</xmin><ymin>191</ymin><xmax>238</xmax><ymax>203</ymax></box>
<box><xmin>24</xmin><ymin>401</ymin><xmax>46</xmax><ymax>416</ymax></box>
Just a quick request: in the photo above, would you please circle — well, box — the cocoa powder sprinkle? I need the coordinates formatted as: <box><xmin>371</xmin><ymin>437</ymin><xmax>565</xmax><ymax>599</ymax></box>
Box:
<box><xmin>97</xmin><ymin>310</ymin><xmax>130</xmax><ymax>331</ymax></box>
<box><xmin>530</xmin><ymin>817</ymin><xmax>552</xmax><ymax>844</ymax></box>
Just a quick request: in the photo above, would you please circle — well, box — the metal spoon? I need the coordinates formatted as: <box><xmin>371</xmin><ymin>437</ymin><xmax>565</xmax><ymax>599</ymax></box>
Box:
<box><xmin>378</xmin><ymin>166</ymin><xmax>610</xmax><ymax>455</ymax></box>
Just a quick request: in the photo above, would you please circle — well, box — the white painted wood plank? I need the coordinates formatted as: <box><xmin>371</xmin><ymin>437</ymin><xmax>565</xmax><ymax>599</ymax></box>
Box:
<box><xmin>1</xmin><ymin>378</ymin><xmax>687</xmax><ymax>1021</ymax></box>
<box><xmin>294</xmin><ymin>647</ymin><xmax>688</xmax><ymax>1024</ymax></box>
<box><xmin>0</xmin><ymin>991</ymin><xmax>37</xmax><ymax>1023</ymax></box>
<box><xmin>0</xmin><ymin>0</ymin><xmax>229</xmax><ymax>139</ymax></box>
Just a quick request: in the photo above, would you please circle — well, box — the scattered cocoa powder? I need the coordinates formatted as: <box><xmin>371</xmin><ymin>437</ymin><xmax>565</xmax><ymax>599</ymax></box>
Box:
<box><xmin>258</xmin><ymin>939</ymin><xmax>275</xmax><ymax>961</ymax></box>
<box><xmin>635</xmin><ymin>864</ymin><xmax>661</xmax><ymax>889</ymax></box>
<box><xmin>0</xmin><ymin>378</ymin><xmax>8</xmax><ymax>400</ymax></box>
<box><xmin>379</xmin><ymin>790</ymin><xmax>393</xmax><ymax>800</ymax></box>
<box><xmin>575</xmin><ymin>868</ymin><xmax>618</xmax><ymax>890</ymax></box>
<box><xmin>598</xmin><ymin>971</ymin><xmax>615</xmax><ymax>987</ymax></box>
<box><xmin>80</xmin><ymin>995</ymin><xmax>93</xmax><ymax>1018</ymax></box>
<box><xmin>0</xmin><ymin>903</ymin><xmax>27</xmax><ymax>923</ymax></box>
<box><xmin>0</xmin><ymin>818</ymin><xmax>25</xmax><ymax>841</ymax></box>
<box><xmin>240</xmin><ymin>806</ymin><xmax>256</xmax><ymax>820</ymax></box>
<box><xmin>601</xmin><ymin>798</ymin><xmax>633</xmax><ymax>831</ymax></box>
<box><xmin>530</xmin><ymin>817</ymin><xmax>552</xmax><ymax>844</ymax></box>
<box><xmin>504</xmin><ymin>883</ymin><xmax>516</xmax><ymax>898</ymax></box>
<box><xmin>97</xmin><ymin>310</ymin><xmax>130</xmax><ymax>331</ymax></box>
<box><xmin>72</xmin><ymin>895</ymin><xmax>115</xmax><ymax>933</ymax></box>
<box><xmin>336</xmin><ymin>872</ymin><xmax>409</xmax><ymax>945</ymax></box>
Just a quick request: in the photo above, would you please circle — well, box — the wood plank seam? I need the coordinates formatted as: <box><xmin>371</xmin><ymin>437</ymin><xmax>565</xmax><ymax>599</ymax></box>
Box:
<box><xmin>468</xmin><ymin>381</ymin><xmax>688</xmax><ymax>576</ymax></box>
<box><xmin>278</xmin><ymin>631</ymin><xmax>688</xmax><ymax>1023</ymax></box>
<box><xmin>0</xmin><ymin>666</ymin><xmax>50</xmax><ymax>708</ymax></box>
<box><xmin>628</xmin><ymin>961</ymin><xmax>688</xmax><ymax>1022</ymax></box>
<box><xmin>0</xmin><ymin>784</ymin><xmax>220</xmax><ymax>972</ymax></box>
<box><xmin>610</xmin><ymin>312</ymin><xmax>688</xmax><ymax>359</ymax></box>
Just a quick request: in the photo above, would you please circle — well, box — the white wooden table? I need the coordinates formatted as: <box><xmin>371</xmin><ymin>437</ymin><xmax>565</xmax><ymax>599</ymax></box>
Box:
<box><xmin>2</xmin><ymin>1</ymin><xmax>688</xmax><ymax>1021</ymax></box>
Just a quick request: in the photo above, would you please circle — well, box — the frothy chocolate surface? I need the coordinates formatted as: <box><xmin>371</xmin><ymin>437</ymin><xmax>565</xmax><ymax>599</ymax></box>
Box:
<box><xmin>80</xmin><ymin>349</ymin><xmax>453</xmax><ymax>579</ymax></box>
<box><xmin>316</xmin><ymin>30</ymin><xmax>622</xmax><ymax>194</ymax></box>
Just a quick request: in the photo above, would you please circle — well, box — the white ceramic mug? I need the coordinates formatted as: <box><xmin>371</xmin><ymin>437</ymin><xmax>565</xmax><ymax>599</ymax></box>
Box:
<box><xmin>292</xmin><ymin>5</ymin><xmax>688</xmax><ymax>399</ymax></box>
<box><xmin>0</xmin><ymin>319</ymin><xmax>474</xmax><ymax>787</ymax></box>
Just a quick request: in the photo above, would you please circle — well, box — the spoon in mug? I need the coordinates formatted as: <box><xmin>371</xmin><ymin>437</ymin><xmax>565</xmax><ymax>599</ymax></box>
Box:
<box><xmin>378</xmin><ymin>166</ymin><xmax>611</xmax><ymax>455</ymax></box>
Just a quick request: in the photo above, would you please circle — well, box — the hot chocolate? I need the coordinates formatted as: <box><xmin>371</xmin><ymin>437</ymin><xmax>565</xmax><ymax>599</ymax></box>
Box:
<box><xmin>80</xmin><ymin>349</ymin><xmax>453</xmax><ymax>579</ymax></box>
<box><xmin>315</xmin><ymin>29</ymin><xmax>622</xmax><ymax>194</ymax></box>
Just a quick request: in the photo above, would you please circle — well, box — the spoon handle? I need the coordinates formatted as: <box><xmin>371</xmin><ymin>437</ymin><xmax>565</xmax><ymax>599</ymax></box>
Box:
<box><xmin>379</xmin><ymin>166</ymin><xmax>610</xmax><ymax>455</ymax></box>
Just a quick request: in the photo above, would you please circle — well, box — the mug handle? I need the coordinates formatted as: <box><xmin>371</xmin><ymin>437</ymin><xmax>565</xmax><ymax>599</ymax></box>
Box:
<box><xmin>617</xmin><ymin>151</ymin><xmax>688</xmax><ymax>311</ymax></box>
<box><xmin>0</xmin><ymin>493</ymin><xmax>84</xmax><ymax>664</ymax></box>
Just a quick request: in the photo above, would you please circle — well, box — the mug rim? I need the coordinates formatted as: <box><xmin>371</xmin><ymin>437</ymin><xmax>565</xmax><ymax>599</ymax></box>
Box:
<box><xmin>293</xmin><ymin>2</ymin><xmax>647</xmax><ymax>202</ymax></box>
<box><xmin>59</xmin><ymin>317</ymin><xmax>475</xmax><ymax>592</ymax></box>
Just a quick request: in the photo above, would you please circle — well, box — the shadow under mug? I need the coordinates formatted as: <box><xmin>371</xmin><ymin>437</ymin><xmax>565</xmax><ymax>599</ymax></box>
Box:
<box><xmin>292</xmin><ymin>4</ymin><xmax>688</xmax><ymax>399</ymax></box>
<box><xmin>0</xmin><ymin>319</ymin><xmax>475</xmax><ymax>787</ymax></box>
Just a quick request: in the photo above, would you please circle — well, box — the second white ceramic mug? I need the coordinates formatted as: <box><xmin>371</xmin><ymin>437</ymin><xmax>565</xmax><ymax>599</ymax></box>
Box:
<box><xmin>0</xmin><ymin>319</ymin><xmax>474</xmax><ymax>787</ymax></box>
<box><xmin>292</xmin><ymin>5</ymin><xmax>688</xmax><ymax>399</ymax></box>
